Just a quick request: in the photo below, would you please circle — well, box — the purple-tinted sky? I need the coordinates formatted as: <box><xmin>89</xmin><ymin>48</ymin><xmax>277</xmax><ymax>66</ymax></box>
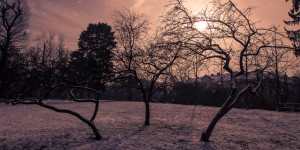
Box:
<box><xmin>28</xmin><ymin>0</ymin><xmax>292</xmax><ymax>50</ymax></box>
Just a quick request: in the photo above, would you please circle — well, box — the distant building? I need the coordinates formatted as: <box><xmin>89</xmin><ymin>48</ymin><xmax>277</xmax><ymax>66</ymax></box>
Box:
<box><xmin>188</xmin><ymin>70</ymin><xmax>281</xmax><ymax>88</ymax></box>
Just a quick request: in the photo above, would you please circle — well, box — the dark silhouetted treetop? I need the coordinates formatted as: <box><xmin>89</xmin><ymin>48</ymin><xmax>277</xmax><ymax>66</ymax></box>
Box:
<box><xmin>285</xmin><ymin>0</ymin><xmax>300</xmax><ymax>56</ymax></box>
<box><xmin>69</xmin><ymin>23</ymin><xmax>116</xmax><ymax>91</ymax></box>
<box><xmin>285</xmin><ymin>0</ymin><xmax>300</xmax><ymax>25</ymax></box>
<box><xmin>0</xmin><ymin>0</ymin><xmax>30</xmax><ymax>98</ymax></box>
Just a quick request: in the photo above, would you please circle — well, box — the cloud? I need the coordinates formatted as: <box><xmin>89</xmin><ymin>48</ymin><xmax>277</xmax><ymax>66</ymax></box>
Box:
<box><xmin>29</xmin><ymin>0</ymin><xmax>146</xmax><ymax>49</ymax></box>
<box><xmin>133</xmin><ymin>0</ymin><xmax>145</xmax><ymax>8</ymax></box>
<box><xmin>28</xmin><ymin>0</ymin><xmax>291</xmax><ymax>50</ymax></box>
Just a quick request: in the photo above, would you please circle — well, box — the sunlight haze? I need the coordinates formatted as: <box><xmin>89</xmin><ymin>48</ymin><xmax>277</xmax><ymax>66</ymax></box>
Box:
<box><xmin>28</xmin><ymin>0</ymin><xmax>291</xmax><ymax>50</ymax></box>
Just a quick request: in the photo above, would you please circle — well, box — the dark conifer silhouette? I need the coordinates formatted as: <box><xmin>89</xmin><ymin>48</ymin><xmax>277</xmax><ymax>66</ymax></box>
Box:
<box><xmin>69</xmin><ymin>23</ymin><xmax>116</xmax><ymax>91</ymax></box>
<box><xmin>285</xmin><ymin>0</ymin><xmax>300</xmax><ymax>56</ymax></box>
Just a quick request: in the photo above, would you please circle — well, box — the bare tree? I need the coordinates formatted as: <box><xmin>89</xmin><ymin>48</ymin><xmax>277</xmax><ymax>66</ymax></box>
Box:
<box><xmin>165</xmin><ymin>0</ymin><xmax>294</xmax><ymax>141</ymax></box>
<box><xmin>113</xmin><ymin>8</ymin><xmax>183</xmax><ymax>125</ymax></box>
<box><xmin>256</xmin><ymin>30</ymin><xmax>300</xmax><ymax>108</ymax></box>
<box><xmin>1</xmin><ymin>85</ymin><xmax>103</xmax><ymax>140</ymax></box>
<box><xmin>0</xmin><ymin>0</ymin><xmax>29</xmax><ymax>98</ymax></box>
<box><xmin>113</xmin><ymin>8</ymin><xmax>149</xmax><ymax>101</ymax></box>
<box><xmin>1</xmin><ymin>33</ymin><xmax>103</xmax><ymax>140</ymax></box>
<box><xmin>20</xmin><ymin>33</ymin><xmax>69</xmax><ymax>97</ymax></box>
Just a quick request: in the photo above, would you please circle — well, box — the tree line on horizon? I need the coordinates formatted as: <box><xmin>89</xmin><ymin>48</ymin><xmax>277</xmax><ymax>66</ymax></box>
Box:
<box><xmin>1</xmin><ymin>0</ymin><xmax>300</xmax><ymax>142</ymax></box>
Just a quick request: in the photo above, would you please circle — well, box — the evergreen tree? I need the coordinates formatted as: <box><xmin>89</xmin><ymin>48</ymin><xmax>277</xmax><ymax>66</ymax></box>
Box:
<box><xmin>285</xmin><ymin>0</ymin><xmax>300</xmax><ymax>56</ymax></box>
<box><xmin>69</xmin><ymin>23</ymin><xmax>116</xmax><ymax>91</ymax></box>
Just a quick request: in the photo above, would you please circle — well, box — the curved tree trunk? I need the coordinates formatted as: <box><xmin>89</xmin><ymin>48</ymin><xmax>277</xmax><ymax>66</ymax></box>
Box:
<box><xmin>38</xmin><ymin>102</ymin><xmax>102</xmax><ymax>140</ymax></box>
<box><xmin>2</xmin><ymin>85</ymin><xmax>104</xmax><ymax>140</ymax></box>
<box><xmin>201</xmin><ymin>84</ymin><xmax>255</xmax><ymax>142</ymax></box>
<box><xmin>91</xmin><ymin>98</ymin><xmax>100</xmax><ymax>122</ymax></box>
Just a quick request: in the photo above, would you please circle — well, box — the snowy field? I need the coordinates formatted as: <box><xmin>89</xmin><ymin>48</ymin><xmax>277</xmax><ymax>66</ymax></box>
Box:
<box><xmin>0</xmin><ymin>101</ymin><xmax>299</xmax><ymax>149</ymax></box>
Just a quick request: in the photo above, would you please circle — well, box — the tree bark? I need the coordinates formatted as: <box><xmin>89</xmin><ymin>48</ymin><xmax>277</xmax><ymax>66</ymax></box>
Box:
<box><xmin>201</xmin><ymin>90</ymin><xmax>235</xmax><ymax>141</ymax></box>
<box><xmin>201</xmin><ymin>85</ymin><xmax>253</xmax><ymax>142</ymax></box>
<box><xmin>144</xmin><ymin>101</ymin><xmax>150</xmax><ymax>125</ymax></box>
<box><xmin>90</xmin><ymin>100</ymin><xmax>99</xmax><ymax>122</ymax></box>
<box><xmin>201</xmin><ymin>111</ymin><xmax>223</xmax><ymax>142</ymax></box>
<box><xmin>0</xmin><ymin>46</ymin><xmax>8</xmax><ymax>98</ymax></box>
<box><xmin>38</xmin><ymin>102</ymin><xmax>102</xmax><ymax>140</ymax></box>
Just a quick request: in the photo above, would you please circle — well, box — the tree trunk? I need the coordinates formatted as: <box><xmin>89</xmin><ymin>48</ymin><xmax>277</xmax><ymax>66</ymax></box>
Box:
<box><xmin>38</xmin><ymin>102</ymin><xmax>102</xmax><ymax>140</ymax></box>
<box><xmin>201</xmin><ymin>96</ymin><xmax>233</xmax><ymax>141</ymax></box>
<box><xmin>128</xmin><ymin>87</ymin><xmax>133</xmax><ymax>101</ymax></box>
<box><xmin>0</xmin><ymin>50</ymin><xmax>8</xmax><ymax>98</ymax></box>
<box><xmin>88</xmin><ymin>121</ymin><xmax>102</xmax><ymax>140</ymax></box>
<box><xmin>144</xmin><ymin>101</ymin><xmax>150</xmax><ymax>125</ymax></box>
<box><xmin>201</xmin><ymin>84</ymin><xmax>253</xmax><ymax>141</ymax></box>
<box><xmin>201</xmin><ymin>113</ymin><xmax>222</xmax><ymax>141</ymax></box>
<box><xmin>91</xmin><ymin>100</ymin><xmax>99</xmax><ymax>122</ymax></box>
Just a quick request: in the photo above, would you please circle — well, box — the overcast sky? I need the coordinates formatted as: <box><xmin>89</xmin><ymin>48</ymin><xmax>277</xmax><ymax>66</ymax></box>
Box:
<box><xmin>28</xmin><ymin>0</ymin><xmax>292</xmax><ymax>50</ymax></box>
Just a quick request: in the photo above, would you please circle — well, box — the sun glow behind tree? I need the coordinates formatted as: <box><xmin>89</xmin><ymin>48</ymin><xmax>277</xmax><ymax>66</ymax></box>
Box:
<box><xmin>194</xmin><ymin>21</ymin><xmax>207</xmax><ymax>31</ymax></box>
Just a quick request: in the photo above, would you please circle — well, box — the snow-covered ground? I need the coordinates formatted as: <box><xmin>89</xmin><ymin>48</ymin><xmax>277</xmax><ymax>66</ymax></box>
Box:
<box><xmin>0</xmin><ymin>101</ymin><xmax>299</xmax><ymax>149</ymax></box>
